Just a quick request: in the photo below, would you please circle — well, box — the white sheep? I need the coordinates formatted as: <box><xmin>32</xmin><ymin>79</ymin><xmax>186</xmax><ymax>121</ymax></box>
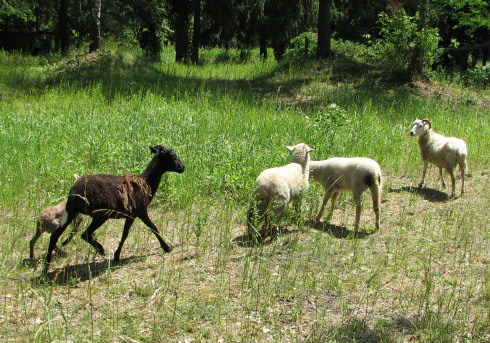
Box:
<box><xmin>309</xmin><ymin>157</ymin><xmax>382</xmax><ymax>231</ymax></box>
<box><xmin>247</xmin><ymin>143</ymin><xmax>314</xmax><ymax>236</ymax></box>
<box><xmin>410</xmin><ymin>118</ymin><xmax>467</xmax><ymax>197</ymax></box>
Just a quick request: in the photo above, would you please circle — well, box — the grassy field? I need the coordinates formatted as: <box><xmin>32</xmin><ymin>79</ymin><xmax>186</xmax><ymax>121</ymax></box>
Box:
<box><xmin>0</xmin><ymin>44</ymin><xmax>488</xmax><ymax>342</ymax></box>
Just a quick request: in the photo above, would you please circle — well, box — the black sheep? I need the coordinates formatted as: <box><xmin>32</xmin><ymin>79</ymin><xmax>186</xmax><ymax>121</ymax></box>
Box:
<box><xmin>42</xmin><ymin>145</ymin><xmax>185</xmax><ymax>274</ymax></box>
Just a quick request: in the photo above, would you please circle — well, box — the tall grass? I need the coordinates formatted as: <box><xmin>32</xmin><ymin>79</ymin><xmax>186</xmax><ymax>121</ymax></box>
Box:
<box><xmin>0</xmin><ymin>45</ymin><xmax>488</xmax><ymax>342</ymax></box>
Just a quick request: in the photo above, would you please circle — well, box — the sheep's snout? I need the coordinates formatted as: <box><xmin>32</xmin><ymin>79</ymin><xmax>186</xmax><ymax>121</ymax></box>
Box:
<box><xmin>410</xmin><ymin>130</ymin><xmax>417</xmax><ymax>137</ymax></box>
<box><xmin>174</xmin><ymin>161</ymin><xmax>185</xmax><ymax>173</ymax></box>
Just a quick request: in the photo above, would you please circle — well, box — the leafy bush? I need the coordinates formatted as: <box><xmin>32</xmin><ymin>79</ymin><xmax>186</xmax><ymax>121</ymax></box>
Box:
<box><xmin>463</xmin><ymin>65</ymin><xmax>490</xmax><ymax>88</ymax></box>
<box><xmin>283</xmin><ymin>32</ymin><xmax>318</xmax><ymax>64</ymax></box>
<box><xmin>376</xmin><ymin>10</ymin><xmax>442</xmax><ymax>81</ymax></box>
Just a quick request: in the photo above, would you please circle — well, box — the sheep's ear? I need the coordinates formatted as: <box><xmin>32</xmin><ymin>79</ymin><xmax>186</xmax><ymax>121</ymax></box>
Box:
<box><xmin>150</xmin><ymin>146</ymin><xmax>157</xmax><ymax>154</ymax></box>
<box><xmin>286</xmin><ymin>145</ymin><xmax>295</xmax><ymax>151</ymax></box>
<box><xmin>422</xmin><ymin>119</ymin><xmax>431</xmax><ymax>129</ymax></box>
<box><xmin>307</xmin><ymin>147</ymin><xmax>314</xmax><ymax>153</ymax></box>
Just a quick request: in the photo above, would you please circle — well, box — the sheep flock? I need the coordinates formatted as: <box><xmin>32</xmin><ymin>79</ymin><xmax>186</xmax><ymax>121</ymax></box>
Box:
<box><xmin>32</xmin><ymin>119</ymin><xmax>468</xmax><ymax>275</ymax></box>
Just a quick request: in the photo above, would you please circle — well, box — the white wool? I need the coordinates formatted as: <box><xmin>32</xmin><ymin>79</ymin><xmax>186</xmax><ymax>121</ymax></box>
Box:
<box><xmin>247</xmin><ymin>143</ymin><xmax>314</xmax><ymax>236</ymax></box>
<box><xmin>410</xmin><ymin>118</ymin><xmax>467</xmax><ymax>197</ymax></box>
<box><xmin>309</xmin><ymin>157</ymin><xmax>382</xmax><ymax>231</ymax></box>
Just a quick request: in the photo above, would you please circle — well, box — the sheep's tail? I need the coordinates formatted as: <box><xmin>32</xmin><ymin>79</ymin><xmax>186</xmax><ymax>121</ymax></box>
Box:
<box><xmin>59</xmin><ymin>210</ymin><xmax>69</xmax><ymax>228</ymax></box>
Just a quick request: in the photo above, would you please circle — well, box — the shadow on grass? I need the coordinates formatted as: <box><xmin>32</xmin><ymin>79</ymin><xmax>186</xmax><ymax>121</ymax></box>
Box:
<box><xmin>315</xmin><ymin>315</ymin><xmax>419</xmax><ymax>342</ymax></box>
<box><xmin>5</xmin><ymin>49</ymin><xmax>414</xmax><ymax>110</ymax></box>
<box><xmin>30</xmin><ymin>255</ymin><xmax>145</xmax><ymax>286</ymax></box>
<box><xmin>305</xmin><ymin>219</ymin><xmax>376</xmax><ymax>239</ymax></box>
<box><xmin>389</xmin><ymin>186</ymin><xmax>450</xmax><ymax>202</ymax></box>
<box><xmin>233</xmin><ymin>226</ymin><xmax>295</xmax><ymax>247</ymax></box>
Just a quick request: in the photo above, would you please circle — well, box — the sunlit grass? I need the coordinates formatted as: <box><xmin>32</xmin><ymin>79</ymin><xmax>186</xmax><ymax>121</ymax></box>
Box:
<box><xmin>0</xmin><ymin>45</ymin><xmax>488</xmax><ymax>342</ymax></box>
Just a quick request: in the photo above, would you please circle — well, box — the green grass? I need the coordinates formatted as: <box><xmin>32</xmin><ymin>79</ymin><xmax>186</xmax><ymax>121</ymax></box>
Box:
<box><xmin>0</xmin><ymin>45</ymin><xmax>488</xmax><ymax>342</ymax></box>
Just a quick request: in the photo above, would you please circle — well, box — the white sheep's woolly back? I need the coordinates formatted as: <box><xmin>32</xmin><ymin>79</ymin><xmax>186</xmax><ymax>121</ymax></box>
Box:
<box><xmin>309</xmin><ymin>157</ymin><xmax>382</xmax><ymax>231</ymax></box>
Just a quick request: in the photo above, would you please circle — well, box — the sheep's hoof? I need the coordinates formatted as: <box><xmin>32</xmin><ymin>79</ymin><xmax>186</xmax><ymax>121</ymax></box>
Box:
<box><xmin>164</xmin><ymin>246</ymin><xmax>173</xmax><ymax>253</ymax></box>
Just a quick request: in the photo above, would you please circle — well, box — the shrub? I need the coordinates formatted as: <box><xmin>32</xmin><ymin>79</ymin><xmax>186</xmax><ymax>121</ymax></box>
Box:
<box><xmin>283</xmin><ymin>32</ymin><xmax>318</xmax><ymax>64</ymax></box>
<box><xmin>376</xmin><ymin>10</ymin><xmax>442</xmax><ymax>81</ymax></box>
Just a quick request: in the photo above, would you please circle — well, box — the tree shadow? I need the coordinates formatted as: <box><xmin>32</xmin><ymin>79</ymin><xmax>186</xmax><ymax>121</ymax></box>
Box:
<box><xmin>305</xmin><ymin>219</ymin><xmax>375</xmax><ymax>239</ymax></box>
<box><xmin>31</xmin><ymin>255</ymin><xmax>145</xmax><ymax>286</ymax></box>
<box><xmin>6</xmin><ymin>49</ymin><xmax>414</xmax><ymax>111</ymax></box>
<box><xmin>389</xmin><ymin>186</ymin><xmax>450</xmax><ymax>202</ymax></box>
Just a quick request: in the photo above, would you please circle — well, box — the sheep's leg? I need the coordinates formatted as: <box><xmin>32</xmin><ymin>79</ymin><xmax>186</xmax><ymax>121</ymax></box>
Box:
<box><xmin>114</xmin><ymin>218</ymin><xmax>135</xmax><ymax>261</ymax></box>
<box><xmin>43</xmin><ymin>226</ymin><xmax>67</xmax><ymax>273</ymax></box>
<box><xmin>81</xmin><ymin>217</ymin><xmax>107</xmax><ymax>256</ymax></box>
<box><xmin>439</xmin><ymin>167</ymin><xmax>446</xmax><ymax>188</ymax></box>
<box><xmin>246</xmin><ymin>206</ymin><xmax>256</xmax><ymax>236</ymax></box>
<box><xmin>353</xmin><ymin>192</ymin><xmax>362</xmax><ymax>232</ymax></box>
<box><xmin>370</xmin><ymin>186</ymin><xmax>381</xmax><ymax>231</ymax></box>
<box><xmin>327</xmin><ymin>192</ymin><xmax>340</xmax><ymax>221</ymax></box>
<box><xmin>460</xmin><ymin>162</ymin><xmax>465</xmax><ymax>196</ymax></box>
<box><xmin>271</xmin><ymin>193</ymin><xmax>289</xmax><ymax>217</ymax></box>
<box><xmin>418</xmin><ymin>162</ymin><xmax>428</xmax><ymax>188</ymax></box>
<box><xmin>447</xmin><ymin>167</ymin><xmax>456</xmax><ymax>197</ymax></box>
<box><xmin>60</xmin><ymin>216</ymin><xmax>82</xmax><ymax>248</ymax></box>
<box><xmin>30</xmin><ymin>220</ymin><xmax>43</xmax><ymax>259</ymax></box>
<box><xmin>139</xmin><ymin>212</ymin><xmax>172</xmax><ymax>253</ymax></box>
<box><xmin>315</xmin><ymin>190</ymin><xmax>334</xmax><ymax>221</ymax></box>
<box><xmin>42</xmin><ymin>211</ymin><xmax>80</xmax><ymax>274</ymax></box>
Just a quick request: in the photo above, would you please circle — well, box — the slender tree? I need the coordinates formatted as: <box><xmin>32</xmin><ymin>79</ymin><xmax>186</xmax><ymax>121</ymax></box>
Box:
<box><xmin>317</xmin><ymin>0</ymin><xmax>332</xmax><ymax>58</ymax></box>
<box><xmin>171</xmin><ymin>0</ymin><xmax>191</xmax><ymax>63</ymax></box>
<box><xmin>89</xmin><ymin>0</ymin><xmax>101</xmax><ymax>52</ymax></box>
<box><xmin>190</xmin><ymin>0</ymin><xmax>201</xmax><ymax>64</ymax></box>
<box><xmin>412</xmin><ymin>0</ymin><xmax>431</xmax><ymax>75</ymax></box>
<box><xmin>57</xmin><ymin>0</ymin><xmax>70</xmax><ymax>55</ymax></box>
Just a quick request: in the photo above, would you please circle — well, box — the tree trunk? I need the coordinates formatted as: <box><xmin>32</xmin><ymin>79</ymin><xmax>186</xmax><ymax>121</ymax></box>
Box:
<box><xmin>190</xmin><ymin>0</ymin><xmax>201</xmax><ymax>64</ymax></box>
<box><xmin>89</xmin><ymin>0</ymin><xmax>101</xmax><ymax>53</ymax></box>
<box><xmin>175</xmin><ymin>6</ymin><xmax>190</xmax><ymax>63</ymax></box>
<box><xmin>259</xmin><ymin>32</ymin><xmax>268</xmax><ymax>60</ymax></box>
<box><xmin>317</xmin><ymin>0</ymin><xmax>332</xmax><ymax>59</ymax></box>
<box><xmin>57</xmin><ymin>0</ymin><xmax>70</xmax><ymax>55</ymax></box>
<box><xmin>413</xmin><ymin>0</ymin><xmax>430</xmax><ymax>75</ymax></box>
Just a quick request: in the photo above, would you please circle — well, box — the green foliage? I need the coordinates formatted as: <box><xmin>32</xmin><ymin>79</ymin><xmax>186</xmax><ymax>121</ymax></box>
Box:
<box><xmin>435</xmin><ymin>0</ymin><xmax>490</xmax><ymax>38</ymax></box>
<box><xmin>282</xmin><ymin>32</ymin><xmax>318</xmax><ymax>65</ymax></box>
<box><xmin>436</xmin><ymin>65</ymin><xmax>490</xmax><ymax>88</ymax></box>
<box><xmin>376</xmin><ymin>10</ymin><xmax>442</xmax><ymax>80</ymax></box>
<box><xmin>304</xmin><ymin>103</ymin><xmax>348</xmax><ymax>146</ymax></box>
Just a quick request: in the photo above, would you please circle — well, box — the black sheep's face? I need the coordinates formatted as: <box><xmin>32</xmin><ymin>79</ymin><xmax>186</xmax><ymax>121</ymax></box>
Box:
<box><xmin>150</xmin><ymin>145</ymin><xmax>185</xmax><ymax>173</ymax></box>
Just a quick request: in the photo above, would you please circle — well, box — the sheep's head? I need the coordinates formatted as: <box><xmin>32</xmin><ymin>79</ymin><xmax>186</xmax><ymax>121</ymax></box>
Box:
<box><xmin>150</xmin><ymin>145</ymin><xmax>185</xmax><ymax>174</ymax></box>
<box><xmin>410</xmin><ymin>118</ymin><xmax>431</xmax><ymax>137</ymax></box>
<box><xmin>286</xmin><ymin>143</ymin><xmax>314</xmax><ymax>164</ymax></box>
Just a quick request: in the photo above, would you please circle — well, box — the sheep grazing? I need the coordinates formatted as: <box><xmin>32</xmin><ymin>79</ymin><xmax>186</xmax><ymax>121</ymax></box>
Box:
<box><xmin>410</xmin><ymin>118</ymin><xmax>467</xmax><ymax>197</ymax></box>
<box><xmin>30</xmin><ymin>174</ymin><xmax>83</xmax><ymax>259</ymax></box>
<box><xmin>42</xmin><ymin>145</ymin><xmax>185</xmax><ymax>274</ymax></box>
<box><xmin>247</xmin><ymin>143</ymin><xmax>314</xmax><ymax>237</ymax></box>
<box><xmin>309</xmin><ymin>157</ymin><xmax>382</xmax><ymax>231</ymax></box>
